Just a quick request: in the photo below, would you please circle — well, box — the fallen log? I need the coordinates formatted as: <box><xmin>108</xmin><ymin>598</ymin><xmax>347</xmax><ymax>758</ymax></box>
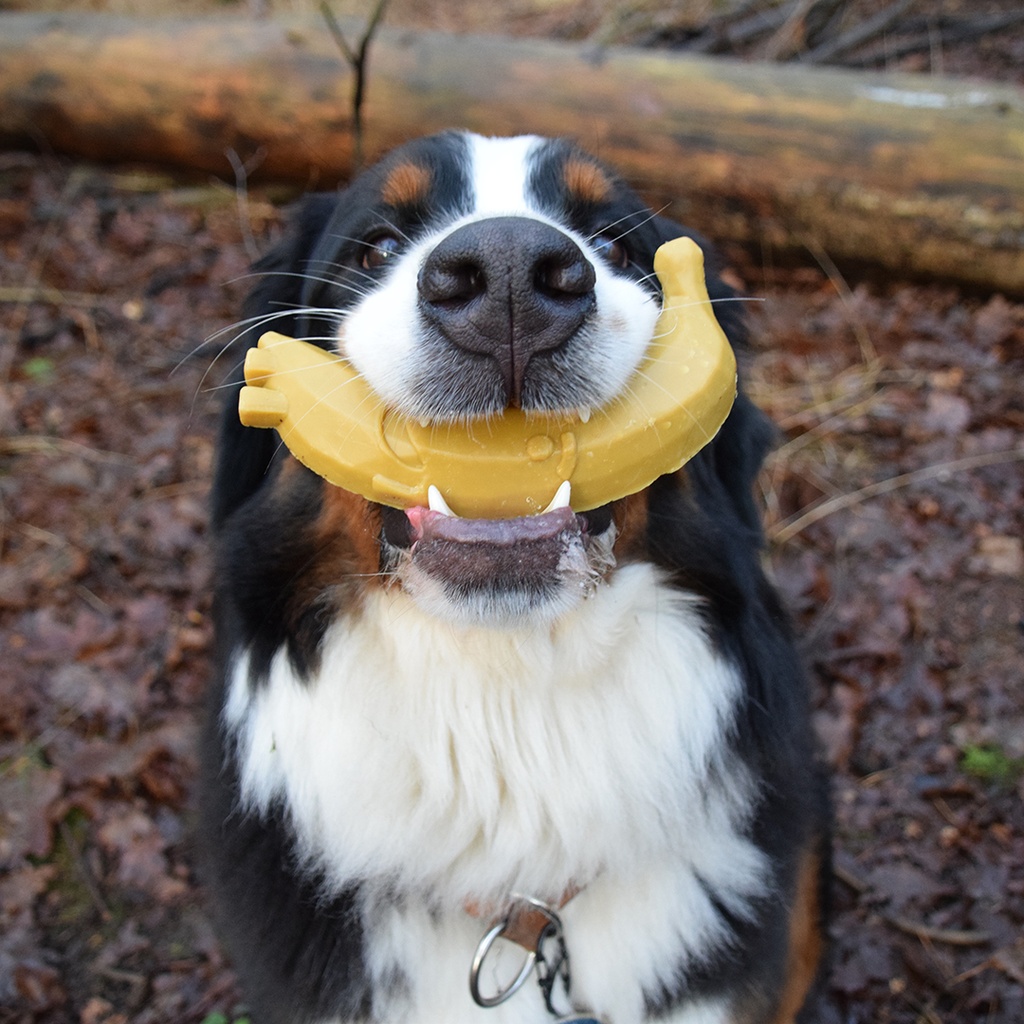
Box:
<box><xmin>1</xmin><ymin>12</ymin><xmax>1022</xmax><ymax>294</ymax></box>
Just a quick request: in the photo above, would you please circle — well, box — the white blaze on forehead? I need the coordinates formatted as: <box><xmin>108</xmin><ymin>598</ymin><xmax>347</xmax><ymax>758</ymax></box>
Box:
<box><xmin>465</xmin><ymin>134</ymin><xmax>544</xmax><ymax>217</ymax></box>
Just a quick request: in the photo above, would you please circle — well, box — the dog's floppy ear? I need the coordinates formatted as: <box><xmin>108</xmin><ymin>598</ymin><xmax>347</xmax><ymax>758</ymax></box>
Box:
<box><xmin>210</xmin><ymin>193</ymin><xmax>338</xmax><ymax>532</ymax></box>
<box><xmin>649</xmin><ymin>215</ymin><xmax>774</xmax><ymax>536</ymax></box>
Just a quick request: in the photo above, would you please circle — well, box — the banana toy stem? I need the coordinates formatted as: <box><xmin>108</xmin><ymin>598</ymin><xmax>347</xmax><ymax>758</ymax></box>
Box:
<box><xmin>237</xmin><ymin>236</ymin><xmax>737</xmax><ymax>519</ymax></box>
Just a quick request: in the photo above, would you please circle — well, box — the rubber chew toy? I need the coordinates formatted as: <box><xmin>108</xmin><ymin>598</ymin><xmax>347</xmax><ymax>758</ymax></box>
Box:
<box><xmin>238</xmin><ymin>236</ymin><xmax>737</xmax><ymax>518</ymax></box>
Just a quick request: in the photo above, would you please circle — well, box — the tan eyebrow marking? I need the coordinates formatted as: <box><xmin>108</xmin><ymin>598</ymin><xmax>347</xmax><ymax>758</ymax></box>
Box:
<box><xmin>381</xmin><ymin>162</ymin><xmax>432</xmax><ymax>207</ymax></box>
<box><xmin>563</xmin><ymin>157</ymin><xmax>613</xmax><ymax>204</ymax></box>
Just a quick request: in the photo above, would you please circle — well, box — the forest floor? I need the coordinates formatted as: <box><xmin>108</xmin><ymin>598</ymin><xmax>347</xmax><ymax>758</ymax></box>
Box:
<box><xmin>2</xmin><ymin>2</ymin><xmax>1023</xmax><ymax>1023</ymax></box>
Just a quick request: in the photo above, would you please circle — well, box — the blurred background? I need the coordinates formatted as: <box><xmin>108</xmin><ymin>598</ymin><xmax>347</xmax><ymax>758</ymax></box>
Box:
<box><xmin>1</xmin><ymin>3</ymin><xmax>1022</xmax><ymax>1022</ymax></box>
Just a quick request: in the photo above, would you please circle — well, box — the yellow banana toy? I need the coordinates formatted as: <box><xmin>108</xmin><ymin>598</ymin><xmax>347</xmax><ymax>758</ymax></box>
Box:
<box><xmin>237</xmin><ymin>236</ymin><xmax>737</xmax><ymax>518</ymax></box>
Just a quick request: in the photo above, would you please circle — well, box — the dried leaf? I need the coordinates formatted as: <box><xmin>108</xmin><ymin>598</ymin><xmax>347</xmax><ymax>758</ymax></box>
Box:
<box><xmin>0</xmin><ymin>765</ymin><xmax>63</xmax><ymax>868</ymax></box>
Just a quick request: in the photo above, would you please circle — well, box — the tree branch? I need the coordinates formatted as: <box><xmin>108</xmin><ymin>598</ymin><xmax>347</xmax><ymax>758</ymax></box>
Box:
<box><xmin>320</xmin><ymin>0</ymin><xmax>390</xmax><ymax>173</ymax></box>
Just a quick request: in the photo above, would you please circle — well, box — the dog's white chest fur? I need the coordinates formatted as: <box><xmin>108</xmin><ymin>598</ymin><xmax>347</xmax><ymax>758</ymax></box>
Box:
<box><xmin>224</xmin><ymin>564</ymin><xmax>767</xmax><ymax>1023</ymax></box>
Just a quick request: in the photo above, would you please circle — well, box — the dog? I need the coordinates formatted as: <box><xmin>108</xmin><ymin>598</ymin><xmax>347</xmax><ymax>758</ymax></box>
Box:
<box><xmin>201</xmin><ymin>131</ymin><xmax>829</xmax><ymax>1024</ymax></box>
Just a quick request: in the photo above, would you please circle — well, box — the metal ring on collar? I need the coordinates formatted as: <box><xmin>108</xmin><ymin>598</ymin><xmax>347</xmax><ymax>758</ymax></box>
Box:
<box><xmin>469</xmin><ymin>917</ymin><xmax>536</xmax><ymax>1008</ymax></box>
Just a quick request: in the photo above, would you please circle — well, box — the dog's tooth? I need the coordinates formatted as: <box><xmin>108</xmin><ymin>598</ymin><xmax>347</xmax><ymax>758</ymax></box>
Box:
<box><xmin>541</xmin><ymin>480</ymin><xmax>572</xmax><ymax>514</ymax></box>
<box><xmin>577</xmin><ymin>405</ymin><xmax>592</xmax><ymax>424</ymax></box>
<box><xmin>427</xmin><ymin>485</ymin><xmax>457</xmax><ymax>517</ymax></box>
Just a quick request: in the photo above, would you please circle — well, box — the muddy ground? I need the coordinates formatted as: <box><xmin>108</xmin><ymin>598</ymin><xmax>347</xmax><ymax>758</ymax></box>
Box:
<box><xmin>2</xmin><ymin>2</ymin><xmax>1024</xmax><ymax>1022</ymax></box>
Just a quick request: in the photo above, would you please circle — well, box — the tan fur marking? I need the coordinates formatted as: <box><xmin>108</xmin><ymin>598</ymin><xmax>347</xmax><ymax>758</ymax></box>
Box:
<box><xmin>381</xmin><ymin>162</ymin><xmax>432</xmax><ymax>207</ymax></box>
<box><xmin>563</xmin><ymin>157</ymin><xmax>613</xmax><ymax>205</ymax></box>
<box><xmin>259</xmin><ymin>465</ymin><xmax>382</xmax><ymax>636</ymax></box>
<box><xmin>315</xmin><ymin>486</ymin><xmax>383</xmax><ymax>584</ymax></box>
<box><xmin>611</xmin><ymin>491</ymin><xmax>649</xmax><ymax>562</ymax></box>
<box><xmin>769</xmin><ymin>847</ymin><xmax>825</xmax><ymax>1024</ymax></box>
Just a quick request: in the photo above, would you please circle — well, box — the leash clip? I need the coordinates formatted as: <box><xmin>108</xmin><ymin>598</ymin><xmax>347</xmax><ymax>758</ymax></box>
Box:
<box><xmin>535</xmin><ymin>916</ymin><xmax>571</xmax><ymax>1015</ymax></box>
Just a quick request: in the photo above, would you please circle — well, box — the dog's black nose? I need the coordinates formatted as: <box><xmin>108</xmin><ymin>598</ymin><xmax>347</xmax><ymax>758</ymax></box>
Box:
<box><xmin>418</xmin><ymin>216</ymin><xmax>596</xmax><ymax>407</ymax></box>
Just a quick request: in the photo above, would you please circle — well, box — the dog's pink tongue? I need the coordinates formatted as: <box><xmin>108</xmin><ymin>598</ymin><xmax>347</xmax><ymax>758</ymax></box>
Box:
<box><xmin>406</xmin><ymin>505</ymin><xmax>578</xmax><ymax>545</ymax></box>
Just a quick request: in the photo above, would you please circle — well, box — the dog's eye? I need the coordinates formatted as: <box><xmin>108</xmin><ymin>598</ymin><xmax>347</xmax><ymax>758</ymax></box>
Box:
<box><xmin>592</xmin><ymin>233</ymin><xmax>629</xmax><ymax>269</ymax></box>
<box><xmin>362</xmin><ymin>233</ymin><xmax>402</xmax><ymax>271</ymax></box>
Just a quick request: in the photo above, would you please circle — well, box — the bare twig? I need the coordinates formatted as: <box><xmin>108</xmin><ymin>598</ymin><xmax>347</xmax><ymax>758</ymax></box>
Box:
<box><xmin>845</xmin><ymin>10</ymin><xmax>1024</xmax><ymax>68</ymax></box>
<box><xmin>992</xmin><ymin>946</ymin><xmax>1024</xmax><ymax>987</ymax></box>
<box><xmin>689</xmin><ymin>1</ymin><xmax>794</xmax><ymax>54</ymax></box>
<box><xmin>900</xmin><ymin>12</ymin><xmax>1024</xmax><ymax>37</ymax></box>
<box><xmin>321</xmin><ymin>0</ymin><xmax>390</xmax><ymax>174</ymax></box>
<box><xmin>708</xmin><ymin>0</ymin><xmax>768</xmax><ymax>23</ymax></box>
<box><xmin>770</xmin><ymin>386</ymin><xmax>889</xmax><ymax>461</ymax></box>
<box><xmin>225</xmin><ymin>146</ymin><xmax>266</xmax><ymax>264</ymax></box>
<box><xmin>885</xmin><ymin>914</ymin><xmax>991</xmax><ymax>949</ymax></box>
<box><xmin>800</xmin><ymin>0</ymin><xmax>914</xmax><ymax>64</ymax></box>
<box><xmin>58</xmin><ymin>820</ymin><xmax>112</xmax><ymax>922</ymax></box>
<box><xmin>67</xmin><ymin>305</ymin><xmax>101</xmax><ymax>352</ymax></box>
<box><xmin>833</xmin><ymin>861</ymin><xmax>870</xmax><ymax>894</ymax></box>
<box><xmin>803</xmin><ymin>236</ymin><xmax>878</xmax><ymax>367</ymax></box>
<box><xmin>76</xmin><ymin>584</ymin><xmax>113</xmax><ymax>615</ymax></box>
<box><xmin>802</xmin><ymin>0</ymin><xmax>847</xmax><ymax>51</ymax></box>
<box><xmin>769</xmin><ymin>448</ymin><xmax>1024</xmax><ymax>544</ymax></box>
<box><xmin>951</xmin><ymin>943</ymin><xmax>1024</xmax><ymax>987</ymax></box>
<box><xmin>0</xmin><ymin>435</ymin><xmax>128</xmax><ymax>463</ymax></box>
<box><xmin>756</xmin><ymin>0</ymin><xmax>816</xmax><ymax>61</ymax></box>
<box><xmin>680</xmin><ymin>0</ymin><xmax>753</xmax><ymax>51</ymax></box>
<box><xmin>0</xmin><ymin>286</ymin><xmax>105</xmax><ymax>307</ymax></box>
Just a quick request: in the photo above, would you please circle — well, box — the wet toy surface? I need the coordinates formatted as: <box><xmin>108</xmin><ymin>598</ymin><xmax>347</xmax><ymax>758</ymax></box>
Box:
<box><xmin>237</xmin><ymin>236</ymin><xmax>737</xmax><ymax>517</ymax></box>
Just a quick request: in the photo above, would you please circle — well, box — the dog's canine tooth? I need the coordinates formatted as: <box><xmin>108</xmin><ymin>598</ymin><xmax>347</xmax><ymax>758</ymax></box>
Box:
<box><xmin>541</xmin><ymin>480</ymin><xmax>572</xmax><ymax>515</ymax></box>
<box><xmin>577</xmin><ymin>405</ymin><xmax>592</xmax><ymax>424</ymax></box>
<box><xmin>427</xmin><ymin>485</ymin><xmax>457</xmax><ymax>517</ymax></box>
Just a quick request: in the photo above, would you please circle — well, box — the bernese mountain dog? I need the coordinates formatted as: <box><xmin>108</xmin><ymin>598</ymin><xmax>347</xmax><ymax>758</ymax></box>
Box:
<box><xmin>201</xmin><ymin>131</ymin><xmax>829</xmax><ymax>1024</ymax></box>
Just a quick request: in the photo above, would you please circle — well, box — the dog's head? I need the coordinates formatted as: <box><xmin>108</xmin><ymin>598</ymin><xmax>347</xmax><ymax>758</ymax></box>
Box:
<box><xmin>214</xmin><ymin>132</ymin><xmax>763</xmax><ymax>636</ymax></box>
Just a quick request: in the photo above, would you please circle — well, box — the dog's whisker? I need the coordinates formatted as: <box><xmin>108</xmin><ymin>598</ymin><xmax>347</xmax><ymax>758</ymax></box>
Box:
<box><xmin>654</xmin><ymin>296</ymin><xmax>765</xmax><ymax>320</ymax></box>
<box><xmin>184</xmin><ymin>308</ymin><xmax>344</xmax><ymax>411</ymax></box>
<box><xmin>202</xmin><ymin>306</ymin><xmax>342</xmax><ymax>346</ymax></box>
<box><xmin>648</xmin><ymin>297</ymin><xmax>766</xmax><ymax>344</ymax></box>
<box><xmin>226</xmin><ymin>268</ymin><xmax>374</xmax><ymax>299</ymax></box>
<box><xmin>325</xmin><ymin>227</ymin><xmax>414</xmax><ymax>252</ymax></box>
<box><xmin>200</xmin><ymin>342</ymin><xmax>354</xmax><ymax>394</ymax></box>
<box><xmin>587</xmin><ymin>203</ymin><xmax>673</xmax><ymax>247</ymax></box>
<box><xmin>371</xmin><ymin>214</ymin><xmax>416</xmax><ymax>245</ymax></box>
<box><xmin>301</xmin><ymin>259</ymin><xmax>379</xmax><ymax>289</ymax></box>
<box><xmin>184</xmin><ymin>309</ymin><xmax>328</xmax><ymax>409</ymax></box>
<box><xmin>186</xmin><ymin>307</ymin><xmax>333</xmax><ymax>376</ymax></box>
<box><xmin>585</xmin><ymin>205</ymin><xmax>661</xmax><ymax>244</ymax></box>
<box><xmin>226</xmin><ymin>270</ymin><xmax>362</xmax><ymax>293</ymax></box>
<box><xmin>185</xmin><ymin>341</ymin><xmax>248</xmax><ymax>418</ymax></box>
